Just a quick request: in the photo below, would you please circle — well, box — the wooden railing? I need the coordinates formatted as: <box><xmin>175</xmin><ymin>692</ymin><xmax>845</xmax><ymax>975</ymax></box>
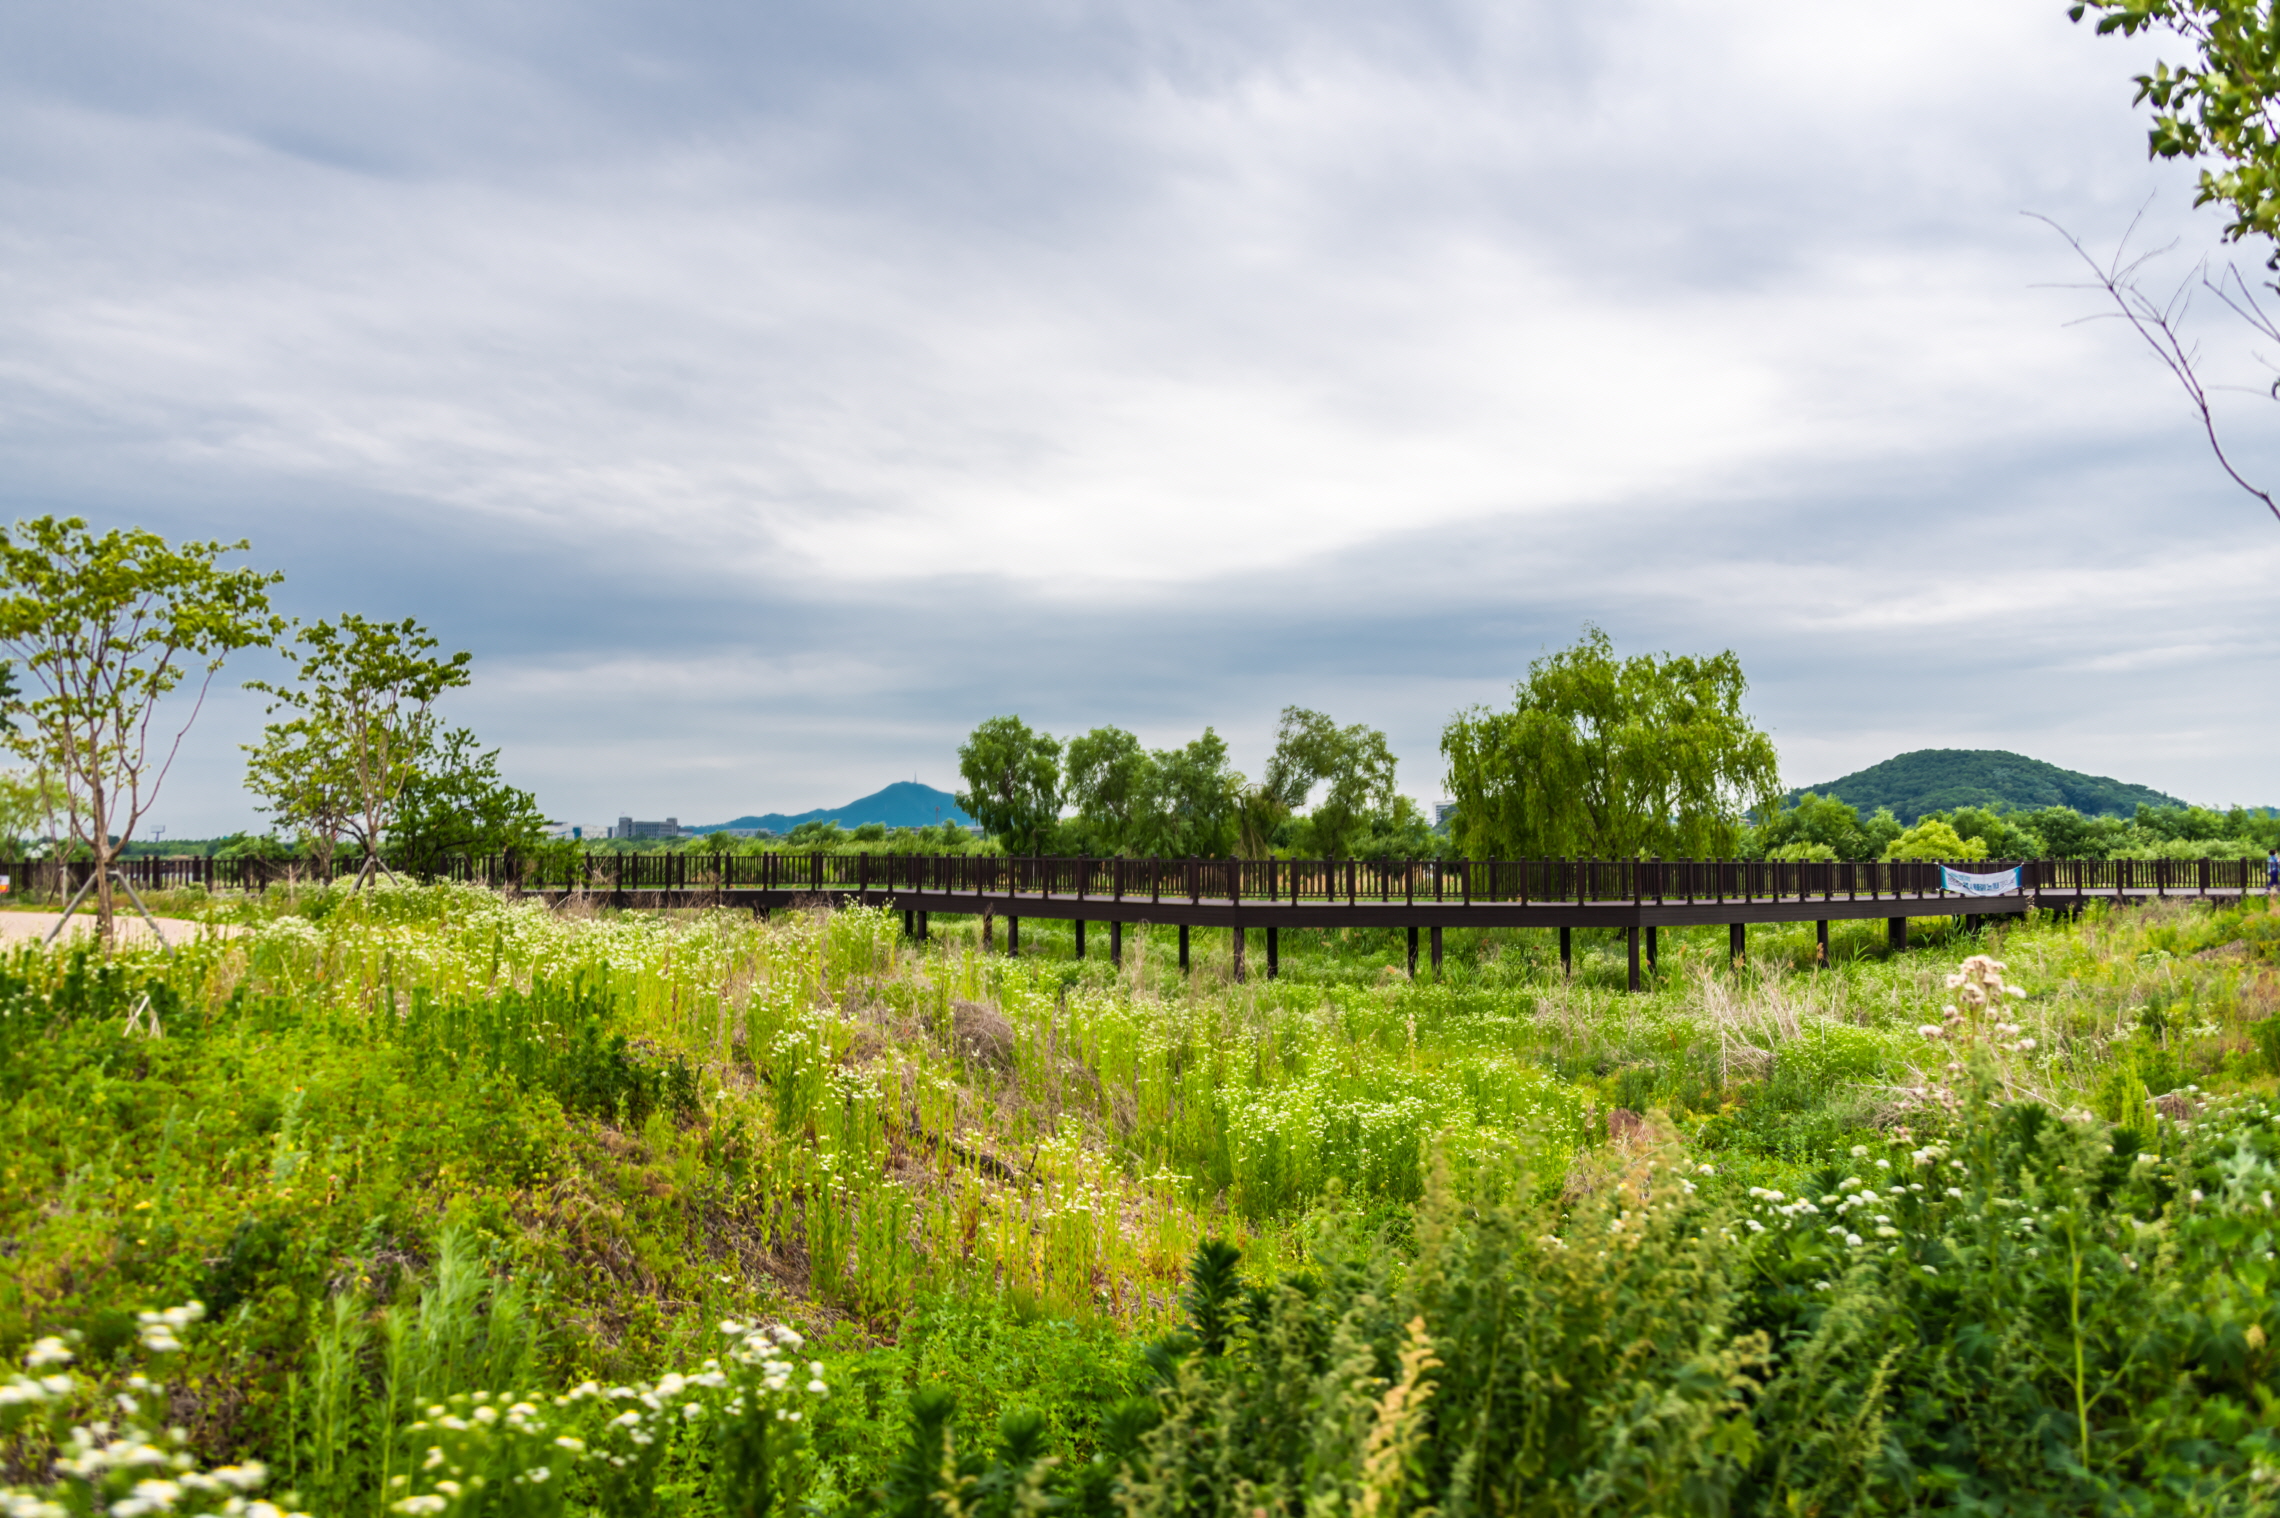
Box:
<box><xmin>6</xmin><ymin>852</ymin><xmax>2263</xmax><ymax>903</ymax></box>
<box><xmin>478</xmin><ymin>852</ymin><xmax>2265</xmax><ymax>903</ymax></box>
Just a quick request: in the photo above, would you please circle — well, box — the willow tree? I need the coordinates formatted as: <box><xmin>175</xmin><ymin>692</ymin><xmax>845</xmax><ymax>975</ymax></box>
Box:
<box><xmin>1062</xmin><ymin>723</ymin><xmax>1244</xmax><ymax>856</ymax></box>
<box><xmin>1262</xmin><ymin>706</ymin><xmax>1400</xmax><ymax>858</ymax></box>
<box><xmin>956</xmin><ymin>715</ymin><xmax>1063</xmax><ymax>855</ymax></box>
<box><xmin>1440</xmin><ymin>628</ymin><xmax>1780</xmax><ymax>860</ymax></box>
<box><xmin>1063</xmin><ymin>726</ymin><xmax>1153</xmax><ymax>853</ymax></box>
<box><xmin>1146</xmin><ymin>727</ymin><xmax>1240</xmax><ymax>857</ymax></box>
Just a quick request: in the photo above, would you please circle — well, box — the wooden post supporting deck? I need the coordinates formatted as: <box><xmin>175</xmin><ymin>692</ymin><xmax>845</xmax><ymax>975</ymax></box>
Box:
<box><xmin>1888</xmin><ymin>916</ymin><xmax>1908</xmax><ymax>952</ymax></box>
<box><xmin>1178</xmin><ymin>924</ymin><xmax>1190</xmax><ymax>973</ymax></box>
<box><xmin>1233</xmin><ymin>926</ymin><xmax>1246</xmax><ymax>982</ymax></box>
<box><xmin>1109</xmin><ymin>920</ymin><xmax>1122</xmax><ymax>967</ymax></box>
<box><xmin>1430</xmin><ymin>925</ymin><xmax>1443</xmax><ymax>975</ymax></box>
<box><xmin>1730</xmin><ymin>921</ymin><xmax>1746</xmax><ymax>969</ymax></box>
<box><xmin>496</xmin><ymin>847</ymin><xmax>2189</xmax><ymax>996</ymax></box>
<box><xmin>1627</xmin><ymin>926</ymin><xmax>1642</xmax><ymax>991</ymax></box>
<box><xmin>1406</xmin><ymin>925</ymin><xmax>1419</xmax><ymax>978</ymax></box>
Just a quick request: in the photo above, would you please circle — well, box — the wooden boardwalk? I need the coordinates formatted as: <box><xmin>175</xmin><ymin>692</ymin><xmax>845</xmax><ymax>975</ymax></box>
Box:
<box><xmin>495</xmin><ymin>853</ymin><xmax>2262</xmax><ymax>991</ymax></box>
<box><xmin>43</xmin><ymin>851</ymin><xmax>2260</xmax><ymax>991</ymax></box>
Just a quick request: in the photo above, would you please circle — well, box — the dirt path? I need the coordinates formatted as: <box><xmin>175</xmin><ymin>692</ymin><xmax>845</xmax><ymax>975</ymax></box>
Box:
<box><xmin>0</xmin><ymin>909</ymin><xmax>238</xmax><ymax>948</ymax></box>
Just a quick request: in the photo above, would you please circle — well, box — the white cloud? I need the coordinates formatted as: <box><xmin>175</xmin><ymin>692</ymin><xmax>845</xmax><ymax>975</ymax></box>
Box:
<box><xmin>5</xmin><ymin>0</ymin><xmax>2278</xmax><ymax>830</ymax></box>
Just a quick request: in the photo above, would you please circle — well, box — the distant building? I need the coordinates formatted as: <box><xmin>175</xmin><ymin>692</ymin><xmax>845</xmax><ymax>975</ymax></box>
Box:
<box><xmin>1434</xmin><ymin>802</ymin><xmax>1458</xmax><ymax>826</ymax></box>
<box><xmin>610</xmin><ymin>816</ymin><xmax>682</xmax><ymax>840</ymax></box>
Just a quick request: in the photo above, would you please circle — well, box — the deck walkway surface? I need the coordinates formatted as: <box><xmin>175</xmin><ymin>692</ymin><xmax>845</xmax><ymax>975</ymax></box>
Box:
<box><xmin>521</xmin><ymin>864</ymin><xmax>2246</xmax><ymax>989</ymax></box>
<box><xmin>18</xmin><ymin>851</ymin><xmax>2254</xmax><ymax>990</ymax></box>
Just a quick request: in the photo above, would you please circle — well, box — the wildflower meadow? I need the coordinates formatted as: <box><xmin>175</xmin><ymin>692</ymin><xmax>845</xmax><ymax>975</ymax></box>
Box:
<box><xmin>1</xmin><ymin>882</ymin><xmax>2276</xmax><ymax>1514</ymax></box>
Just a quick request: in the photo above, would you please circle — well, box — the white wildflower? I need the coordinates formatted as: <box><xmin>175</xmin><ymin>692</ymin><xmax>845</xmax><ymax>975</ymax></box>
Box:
<box><xmin>23</xmin><ymin>1339</ymin><xmax>72</xmax><ymax>1369</ymax></box>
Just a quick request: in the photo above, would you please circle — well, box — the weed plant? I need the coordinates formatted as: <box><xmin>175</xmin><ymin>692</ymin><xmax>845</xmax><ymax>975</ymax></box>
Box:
<box><xmin>1</xmin><ymin>883</ymin><xmax>2276</xmax><ymax>1513</ymax></box>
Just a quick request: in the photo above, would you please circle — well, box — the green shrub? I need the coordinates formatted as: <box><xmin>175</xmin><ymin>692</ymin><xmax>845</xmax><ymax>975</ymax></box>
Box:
<box><xmin>963</xmin><ymin>1089</ymin><xmax>2280</xmax><ymax>1515</ymax></box>
<box><xmin>1882</xmin><ymin>818</ymin><xmax>1987</xmax><ymax>861</ymax></box>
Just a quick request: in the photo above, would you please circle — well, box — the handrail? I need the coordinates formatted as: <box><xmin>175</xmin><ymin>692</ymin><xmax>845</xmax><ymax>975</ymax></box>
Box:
<box><xmin>14</xmin><ymin>852</ymin><xmax>2263</xmax><ymax>903</ymax></box>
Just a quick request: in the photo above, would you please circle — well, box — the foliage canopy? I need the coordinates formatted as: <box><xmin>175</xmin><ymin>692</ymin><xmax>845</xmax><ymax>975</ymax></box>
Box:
<box><xmin>1441</xmin><ymin>628</ymin><xmax>1780</xmax><ymax>859</ymax></box>
<box><xmin>1260</xmin><ymin>707</ymin><xmax>1400</xmax><ymax>858</ymax></box>
<box><xmin>245</xmin><ymin>615</ymin><xmax>474</xmax><ymax>885</ymax></box>
<box><xmin>0</xmin><ymin>517</ymin><xmax>281</xmax><ymax>945</ymax></box>
<box><xmin>1062</xmin><ymin>726</ymin><xmax>1153</xmax><ymax>854</ymax></box>
<box><xmin>388</xmin><ymin>726</ymin><xmax>550</xmax><ymax>875</ymax></box>
<box><xmin>956</xmin><ymin>716</ymin><xmax>1063</xmax><ymax>855</ymax></box>
<box><xmin>1790</xmin><ymin>746</ymin><xmax>2184</xmax><ymax>824</ymax></box>
<box><xmin>2071</xmin><ymin>0</ymin><xmax>2280</xmax><ymax>250</ymax></box>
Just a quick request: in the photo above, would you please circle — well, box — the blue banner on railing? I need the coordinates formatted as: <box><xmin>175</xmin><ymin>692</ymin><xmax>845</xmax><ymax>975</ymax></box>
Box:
<box><xmin>1940</xmin><ymin>866</ymin><xmax>2021</xmax><ymax>896</ymax></box>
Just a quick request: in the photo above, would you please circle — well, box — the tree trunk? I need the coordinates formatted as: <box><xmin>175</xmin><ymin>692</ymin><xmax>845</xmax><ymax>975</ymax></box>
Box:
<box><xmin>90</xmin><ymin>784</ymin><xmax>116</xmax><ymax>954</ymax></box>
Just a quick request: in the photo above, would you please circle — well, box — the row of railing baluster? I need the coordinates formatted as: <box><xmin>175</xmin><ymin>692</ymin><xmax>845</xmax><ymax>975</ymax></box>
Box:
<box><xmin>9</xmin><ymin>852</ymin><xmax>2258</xmax><ymax>901</ymax></box>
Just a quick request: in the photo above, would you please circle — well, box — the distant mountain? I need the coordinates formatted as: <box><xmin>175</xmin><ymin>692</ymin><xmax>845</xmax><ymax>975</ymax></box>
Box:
<box><xmin>1791</xmin><ymin>749</ymin><xmax>2189</xmax><ymax>824</ymax></box>
<box><xmin>690</xmin><ymin>781</ymin><xmax>973</xmax><ymax>835</ymax></box>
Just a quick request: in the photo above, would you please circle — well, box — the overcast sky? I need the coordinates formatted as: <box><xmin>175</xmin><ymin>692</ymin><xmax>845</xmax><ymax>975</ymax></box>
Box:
<box><xmin>3</xmin><ymin>0</ymin><xmax>2274</xmax><ymax>835</ymax></box>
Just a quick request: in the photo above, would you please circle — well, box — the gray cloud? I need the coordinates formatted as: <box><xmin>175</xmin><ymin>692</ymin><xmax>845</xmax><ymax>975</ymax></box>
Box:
<box><xmin>4</xmin><ymin>0</ymin><xmax>2276</xmax><ymax>834</ymax></box>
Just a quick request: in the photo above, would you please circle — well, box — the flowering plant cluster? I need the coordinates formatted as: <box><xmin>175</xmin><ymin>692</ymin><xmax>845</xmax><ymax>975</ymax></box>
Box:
<box><xmin>388</xmin><ymin>1392</ymin><xmax>578</xmax><ymax>1518</ymax></box>
<box><xmin>384</xmin><ymin>1320</ymin><xmax>828</xmax><ymax>1518</ymax></box>
<box><xmin>0</xmin><ymin>1303</ymin><xmax>311</xmax><ymax>1518</ymax></box>
<box><xmin>1737</xmin><ymin>1150</ymin><xmax>1928</xmax><ymax>1257</ymax></box>
<box><xmin>1903</xmin><ymin>953</ymin><xmax>2040</xmax><ymax>1110</ymax></box>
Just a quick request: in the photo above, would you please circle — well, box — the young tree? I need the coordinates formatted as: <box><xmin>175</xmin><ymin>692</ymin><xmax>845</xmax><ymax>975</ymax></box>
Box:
<box><xmin>956</xmin><ymin>715</ymin><xmax>1064</xmax><ymax>854</ymax></box>
<box><xmin>1262</xmin><ymin>707</ymin><xmax>1401</xmax><ymax>858</ymax></box>
<box><xmin>1883</xmin><ymin>817</ymin><xmax>1989</xmax><ymax>862</ymax></box>
<box><xmin>1440</xmin><ymin>627</ymin><xmax>1781</xmax><ymax>860</ymax></box>
<box><xmin>0</xmin><ymin>518</ymin><xmax>282</xmax><ymax>948</ymax></box>
<box><xmin>241</xmin><ymin>715</ymin><xmax>359</xmax><ymax>878</ymax></box>
<box><xmin>0</xmin><ymin>767</ymin><xmax>63</xmax><ymax>854</ymax></box>
<box><xmin>245</xmin><ymin>615</ymin><xmax>472</xmax><ymax>887</ymax></box>
<box><xmin>386</xmin><ymin>727</ymin><xmax>550</xmax><ymax>877</ymax></box>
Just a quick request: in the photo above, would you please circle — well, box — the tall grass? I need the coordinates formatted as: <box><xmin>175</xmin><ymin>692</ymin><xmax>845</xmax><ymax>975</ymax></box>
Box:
<box><xmin>118</xmin><ymin>889</ymin><xmax>2262</xmax><ymax>1317</ymax></box>
<box><xmin>4</xmin><ymin>880</ymin><xmax>2278</xmax><ymax>1512</ymax></box>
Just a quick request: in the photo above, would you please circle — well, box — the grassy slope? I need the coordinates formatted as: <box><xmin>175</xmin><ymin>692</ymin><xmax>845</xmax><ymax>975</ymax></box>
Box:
<box><xmin>2</xmin><ymin>883</ymin><xmax>2276</xmax><ymax>1505</ymax></box>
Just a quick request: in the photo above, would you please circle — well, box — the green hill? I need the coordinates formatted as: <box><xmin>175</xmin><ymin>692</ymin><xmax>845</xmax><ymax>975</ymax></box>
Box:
<box><xmin>1791</xmin><ymin>748</ymin><xmax>2187</xmax><ymax>823</ymax></box>
<box><xmin>690</xmin><ymin>781</ymin><xmax>971</xmax><ymax>835</ymax></box>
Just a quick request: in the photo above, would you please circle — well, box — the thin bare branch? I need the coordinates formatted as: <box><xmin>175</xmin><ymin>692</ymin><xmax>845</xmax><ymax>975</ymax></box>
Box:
<box><xmin>2031</xmin><ymin>210</ymin><xmax>2280</xmax><ymax>527</ymax></box>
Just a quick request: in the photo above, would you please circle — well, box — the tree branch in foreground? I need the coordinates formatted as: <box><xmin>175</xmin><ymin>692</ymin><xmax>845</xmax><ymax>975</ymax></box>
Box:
<box><xmin>2033</xmin><ymin>209</ymin><xmax>2280</xmax><ymax>526</ymax></box>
